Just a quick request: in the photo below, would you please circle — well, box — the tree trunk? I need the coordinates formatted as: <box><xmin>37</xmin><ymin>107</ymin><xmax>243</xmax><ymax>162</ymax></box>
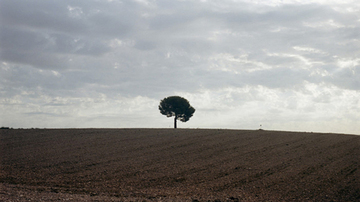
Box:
<box><xmin>174</xmin><ymin>116</ymin><xmax>177</xmax><ymax>129</ymax></box>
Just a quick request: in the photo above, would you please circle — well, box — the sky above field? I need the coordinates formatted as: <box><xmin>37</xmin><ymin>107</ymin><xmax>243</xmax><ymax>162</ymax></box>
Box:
<box><xmin>1</xmin><ymin>0</ymin><xmax>360</xmax><ymax>134</ymax></box>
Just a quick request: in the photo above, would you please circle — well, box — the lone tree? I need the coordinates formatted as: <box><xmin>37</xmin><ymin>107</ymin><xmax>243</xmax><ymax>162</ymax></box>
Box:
<box><xmin>159</xmin><ymin>96</ymin><xmax>195</xmax><ymax>128</ymax></box>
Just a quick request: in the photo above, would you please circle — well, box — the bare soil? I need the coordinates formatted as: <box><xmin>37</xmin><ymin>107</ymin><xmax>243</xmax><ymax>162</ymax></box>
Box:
<box><xmin>0</xmin><ymin>129</ymin><xmax>359</xmax><ymax>201</ymax></box>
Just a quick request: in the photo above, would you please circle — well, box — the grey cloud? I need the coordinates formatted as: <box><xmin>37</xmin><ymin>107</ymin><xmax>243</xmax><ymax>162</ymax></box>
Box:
<box><xmin>134</xmin><ymin>40</ymin><xmax>157</xmax><ymax>51</ymax></box>
<box><xmin>0</xmin><ymin>0</ymin><xmax>87</xmax><ymax>34</ymax></box>
<box><xmin>149</xmin><ymin>11</ymin><xmax>201</xmax><ymax>30</ymax></box>
<box><xmin>0</xmin><ymin>27</ymin><xmax>46</xmax><ymax>53</ymax></box>
<box><xmin>0</xmin><ymin>28</ymin><xmax>60</xmax><ymax>69</ymax></box>
<box><xmin>215</xmin><ymin>4</ymin><xmax>330</xmax><ymax>30</ymax></box>
<box><xmin>198</xmin><ymin>67</ymin><xmax>310</xmax><ymax>90</ymax></box>
<box><xmin>0</xmin><ymin>27</ymin><xmax>109</xmax><ymax>69</ymax></box>
<box><xmin>0</xmin><ymin>50</ymin><xmax>69</xmax><ymax>71</ymax></box>
<box><xmin>1</xmin><ymin>26</ymin><xmax>109</xmax><ymax>55</ymax></box>
<box><xmin>244</xmin><ymin>68</ymin><xmax>310</xmax><ymax>89</ymax></box>
<box><xmin>327</xmin><ymin>66</ymin><xmax>360</xmax><ymax>90</ymax></box>
<box><xmin>48</xmin><ymin>33</ymin><xmax>111</xmax><ymax>55</ymax></box>
<box><xmin>87</xmin><ymin>12</ymin><xmax>135</xmax><ymax>37</ymax></box>
<box><xmin>0</xmin><ymin>0</ymin><xmax>151</xmax><ymax>70</ymax></box>
<box><xmin>208</xmin><ymin>4</ymin><xmax>358</xmax><ymax>56</ymax></box>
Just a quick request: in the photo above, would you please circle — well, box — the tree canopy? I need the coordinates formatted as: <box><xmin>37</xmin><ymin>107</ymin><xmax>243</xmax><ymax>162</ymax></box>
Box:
<box><xmin>159</xmin><ymin>96</ymin><xmax>195</xmax><ymax>128</ymax></box>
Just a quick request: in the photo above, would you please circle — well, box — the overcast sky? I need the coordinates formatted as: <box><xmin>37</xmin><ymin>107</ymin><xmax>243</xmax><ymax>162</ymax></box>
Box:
<box><xmin>1</xmin><ymin>0</ymin><xmax>359</xmax><ymax>134</ymax></box>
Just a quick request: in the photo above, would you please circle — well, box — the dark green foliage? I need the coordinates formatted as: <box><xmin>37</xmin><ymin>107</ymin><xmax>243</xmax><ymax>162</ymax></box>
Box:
<box><xmin>159</xmin><ymin>96</ymin><xmax>195</xmax><ymax>128</ymax></box>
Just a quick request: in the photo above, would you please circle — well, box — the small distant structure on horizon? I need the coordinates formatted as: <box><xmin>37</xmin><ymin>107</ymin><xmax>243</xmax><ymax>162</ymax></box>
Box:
<box><xmin>259</xmin><ymin>124</ymin><xmax>264</xmax><ymax>131</ymax></box>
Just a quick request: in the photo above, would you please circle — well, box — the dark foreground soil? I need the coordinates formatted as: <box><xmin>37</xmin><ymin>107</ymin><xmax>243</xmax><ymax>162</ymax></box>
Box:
<box><xmin>0</xmin><ymin>129</ymin><xmax>359</xmax><ymax>201</ymax></box>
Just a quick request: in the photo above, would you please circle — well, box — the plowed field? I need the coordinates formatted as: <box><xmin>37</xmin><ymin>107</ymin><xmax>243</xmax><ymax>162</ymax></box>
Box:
<box><xmin>1</xmin><ymin>129</ymin><xmax>359</xmax><ymax>201</ymax></box>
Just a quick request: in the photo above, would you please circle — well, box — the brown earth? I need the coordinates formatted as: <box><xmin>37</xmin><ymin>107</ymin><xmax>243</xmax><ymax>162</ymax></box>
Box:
<box><xmin>0</xmin><ymin>128</ymin><xmax>359</xmax><ymax>201</ymax></box>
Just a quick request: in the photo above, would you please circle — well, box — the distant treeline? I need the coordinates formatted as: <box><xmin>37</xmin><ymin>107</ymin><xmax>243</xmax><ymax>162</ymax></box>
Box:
<box><xmin>0</xmin><ymin>127</ymin><xmax>46</xmax><ymax>129</ymax></box>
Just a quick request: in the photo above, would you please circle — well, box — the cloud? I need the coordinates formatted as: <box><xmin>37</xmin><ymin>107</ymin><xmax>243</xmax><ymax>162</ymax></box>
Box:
<box><xmin>1</xmin><ymin>0</ymin><xmax>360</xmax><ymax>134</ymax></box>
